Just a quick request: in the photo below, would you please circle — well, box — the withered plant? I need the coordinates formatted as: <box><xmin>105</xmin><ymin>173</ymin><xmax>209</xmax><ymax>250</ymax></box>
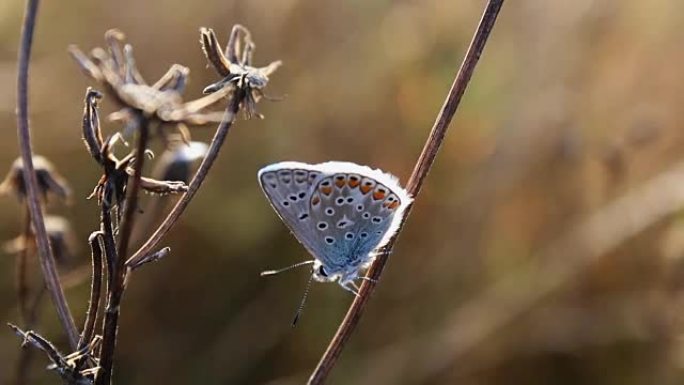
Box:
<box><xmin>9</xmin><ymin>0</ymin><xmax>508</xmax><ymax>383</ymax></box>
<box><xmin>9</xmin><ymin>0</ymin><xmax>280</xmax><ymax>382</ymax></box>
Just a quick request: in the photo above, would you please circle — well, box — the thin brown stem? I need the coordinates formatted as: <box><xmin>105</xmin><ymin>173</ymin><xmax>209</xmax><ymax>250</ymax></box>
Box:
<box><xmin>97</xmin><ymin>119</ymin><xmax>150</xmax><ymax>385</ymax></box>
<box><xmin>125</xmin><ymin>90</ymin><xmax>244</xmax><ymax>268</ymax></box>
<box><xmin>307</xmin><ymin>1</ymin><xmax>505</xmax><ymax>383</ymax></box>
<box><xmin>15</xmin><ymin>0</ymin><xmax>79</xmax><ymax>348</ymax></box>
<box><xmin>78</xmin><ymin>232</ymin><xmax>104</xmax><ymax>351</ymax></box>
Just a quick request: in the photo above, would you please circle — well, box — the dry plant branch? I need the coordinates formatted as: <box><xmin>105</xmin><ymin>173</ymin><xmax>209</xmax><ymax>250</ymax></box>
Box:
<box><xmin>78</xmin><ymin>232</ymin><xmax>104</xmax><ymax>352</ymax></box>
<box><xmin>307</xmin><ymin>1</ymin><xmax>506</xmax><ymax>383</ymax></box>
<box><xmin>97</xmin><ymin>120</ymin><xmax>150</xmax><ymax>385</ymax></box>
<box><xmin>125</xmin><ymin>95</ymin><xmax>242</xmax><ymax>267</ymax></box>
<box><xmin>15</xmin><ymin>0</ymin><xmax>79</xmax><ymax>347</ymax></box>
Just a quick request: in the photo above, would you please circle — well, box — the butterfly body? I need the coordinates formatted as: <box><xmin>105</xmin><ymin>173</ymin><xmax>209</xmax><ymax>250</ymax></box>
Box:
<box><xmin>258</xmin><ymin>161</ymin><xmax>412</xmax><ymax>292</ymax></box>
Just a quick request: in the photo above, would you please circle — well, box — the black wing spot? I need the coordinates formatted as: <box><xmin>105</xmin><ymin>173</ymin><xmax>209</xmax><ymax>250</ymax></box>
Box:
<box><xmin>335</xmin><ymin>197</ymin><xmax>345</xmax><ymax>206</ymax></box>
<box><xmin>298</xmin><ymin>192</ymin><xmax>307</xmax><ymax>199</ymax></box>
<box><xmin>325</xmin><ymin>236</ymin><xmax>335</xmax><ymax>245</ymax></box>
<box><xmin>317</xmin><ymin>222</ymin><xmax>328</xmax><ymax>230</ymax></box>
<box><xmin>282</xmin><ymin>201</ymin><xmax>290</xmax><ymax>207</ymax></box>
<box><xmin>325</xmin><ymin>208</ymin><xmax>335</xmax><ymax>216</ymax></box>
<box><xmin>289</xmin><ymin>194</ymin><xmax>298</xmax><ymax>202</ymax></box>
<box><xmin>299</xmin><ymin>213</ymin><xmax>309</xmax><ymax>220</ymax></box>
<box><xmin>362</xmin><ymin>212</ymin><xmax>371</xmax><ymax>219</ymax></box>
<box><xmin>356</xmin><ymin>204</ymin><xmax>364</xmax><ymax>212</ymax></box>
<box><xmin>345</xmin><ymin>232</ymin><xmax>354</xmax><ymax>240</ymax></box>
<box><xmin>360</xmin><ymin>232</ymin><xmax>368</xmax><ymax>239</ymax></box>
<box><xmin>372</xmin><ymin>216</ymin><xmax>382</xmax><ymax>223</ymax></box>
<box><xmin>337</xmin><ymin>220</ymin><xmax>349</xmax><ymax>228</ymax></box>
<box><xmin>346</xmin><ymin>197</ymin><xmax>354</xmax><ymax>204</ymax></box>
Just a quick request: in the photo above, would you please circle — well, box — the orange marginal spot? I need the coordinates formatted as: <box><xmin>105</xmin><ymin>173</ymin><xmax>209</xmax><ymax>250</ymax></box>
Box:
<box><xmin>360</xmin><ymin>184</ymin><xmax>372</xmax><ymax>194</ymax></box>
<box><xmin>320</xmin><ymin>186</ymin><xmax>332</xmax><ymax>196</ymax></box>
<box><xmin>387</xmin><ymin>201</ymin><xmax>400</xmax><ymax>210</ymax></box>
<box><xmin>348</xmin><ymin>176</ymin><xmax>360</xmax><ymax>188</ymax></box>
<box><xmin>312</xmin><ymin>195</ymin><xmax>321</xmax><ymax>205</ymax></box>
<box><xmin>373</xmin><ymin>190</ymin><xmax>386</xmax><ymax>201</ymax></box>
<box><xmin>335</xmin><ymin>176</ymin><xmax>346</xmax><ymax>188</ymax></box>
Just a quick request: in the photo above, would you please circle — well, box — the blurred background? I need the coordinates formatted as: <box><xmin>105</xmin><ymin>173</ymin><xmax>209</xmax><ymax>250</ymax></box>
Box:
<box><xmin>1</xmin><ymin>0</ymin><xmax>684</xmax><ymax>384</ymax></box>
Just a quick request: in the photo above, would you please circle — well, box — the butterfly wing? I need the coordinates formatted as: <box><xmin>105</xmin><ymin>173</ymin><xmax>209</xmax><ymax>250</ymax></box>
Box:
<box><xmin>305</xmin><ymin>162</ymin><xmax>412</xmax><ymax>271</ymax></box>
<box><xmin>258</xmin><ymin>162</ymin><xmax>326</xmax><ymax>259</ymax></box>
<box><xmin>259</xmin><ymin>161</ymin><xmax>412</xmax><ymax>272</ymax></box>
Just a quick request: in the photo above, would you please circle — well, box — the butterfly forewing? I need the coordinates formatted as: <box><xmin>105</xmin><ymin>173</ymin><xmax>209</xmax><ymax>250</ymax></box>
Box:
<box><xmin>258</xmin><ymin>163</ymin><xmax>323</xmax><ymax>257</ymax></box>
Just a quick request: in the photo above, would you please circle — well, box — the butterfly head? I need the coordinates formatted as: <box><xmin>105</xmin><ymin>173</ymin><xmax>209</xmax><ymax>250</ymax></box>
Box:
<box><xmin>312</xmin><ymin>261</ymin><xmax>336</xmax><ymax>283</ymax></box>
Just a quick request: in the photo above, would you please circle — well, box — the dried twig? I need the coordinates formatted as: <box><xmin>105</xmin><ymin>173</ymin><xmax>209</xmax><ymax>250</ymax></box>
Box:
<box><xmin>125</xmin><ymin>96</ymin><xmax>242</xmax><ymax>267</ymax></box>
<box><xmin>307</xmin><ymin>1</ymin><xmax>506</xmax><ymax>383</ymax></box>
<box><xmin>15</xmin><ymin>0</ymin><xmax>79</xmax><ymax>347</ymax></box>
<box><xmin>78</xmin><ymin>232</ymin><xmax>104</xmax><ymax>352</ymax></box>
<box><xmin>97</xmin><ymin>119</ymin><xmax>150</xmax><ymax>385</ymax></box>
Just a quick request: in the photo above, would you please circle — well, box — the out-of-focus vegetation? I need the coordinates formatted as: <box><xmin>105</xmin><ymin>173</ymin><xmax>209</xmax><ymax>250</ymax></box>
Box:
<box><xmin>2</xmin><ymin>0</ymin><xmax>684</xmax><ymax>384</ymax></box>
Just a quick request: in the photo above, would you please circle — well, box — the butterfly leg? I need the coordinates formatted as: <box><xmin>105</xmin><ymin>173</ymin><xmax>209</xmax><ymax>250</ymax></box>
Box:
<box><xmin>341</xmin><ymin>282</ymin><xmax>361</xmax><ymax>297</ymax></box>
<box><xmin>356</xmin><ymin>276</ymin><xmax>378</xmax><ymax>284</ymax></box>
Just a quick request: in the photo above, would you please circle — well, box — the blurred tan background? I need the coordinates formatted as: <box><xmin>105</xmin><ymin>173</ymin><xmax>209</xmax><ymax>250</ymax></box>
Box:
<box><xmin>2</xmin><ymin>0</ymin><xmax>684</xmax><ymax>384</ymax></box>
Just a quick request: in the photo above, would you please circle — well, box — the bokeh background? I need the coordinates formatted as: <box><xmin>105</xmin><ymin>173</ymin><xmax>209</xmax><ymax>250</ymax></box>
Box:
<box><xmin>2</xmin><ymin>0</ymin><xmax>684</xmax><ymax>384</ymax></box>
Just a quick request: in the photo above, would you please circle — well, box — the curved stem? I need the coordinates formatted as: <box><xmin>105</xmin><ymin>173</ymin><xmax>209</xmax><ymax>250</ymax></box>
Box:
<box><xmin>15</xmin><ymin>0</ymin><xmax>79</xmax><ymax>348</ymax></box>
<box><xmin>125</xmin><ymin>91</ymin><xmax>244</xmax><ymax>268</ymax></box>
<box><xmin>97</xmin><ymin>120</ymin><xmax>149</xmax><ymax>385</ymax></box>
<box><xmin>78</xmin><ymin>232</ymin><xmax>104</xmax><ymax>351</ymax></box>
<box><xmin>307</xmin><ymin>1</ymin><xmax>505</xmax><ymax>383</ymax></box>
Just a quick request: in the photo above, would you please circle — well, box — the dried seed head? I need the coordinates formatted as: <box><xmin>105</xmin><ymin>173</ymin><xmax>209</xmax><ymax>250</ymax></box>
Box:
<box><xmin>70</xmin><ymin>30</ymin><xmax>231</xmax><ymax>136</ymax></box>
<box><xmin>152</xmin><ymin>140</ymin><xmax>208</xmax><ymax>183</ymax></box>
<box><xmin>200</xmin><ymin>25</ymin><xmax>281</xmax><ymax>118</ymax></box>
<box><xmin>0</xmin><ymin>156</ymin><xmax>71</xmax><ymax>203</ymax></box>
<box><xmin>4</xmin><ymin>215</ymin><xmax>77</xmax><ymax>265</ymax></box>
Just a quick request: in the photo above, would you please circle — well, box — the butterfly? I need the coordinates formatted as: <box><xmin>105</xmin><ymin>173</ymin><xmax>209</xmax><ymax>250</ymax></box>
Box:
<box><xmin>258</xmin><ymin>161</ymin><xmax>412</xmax><ymax>296</ymax></box>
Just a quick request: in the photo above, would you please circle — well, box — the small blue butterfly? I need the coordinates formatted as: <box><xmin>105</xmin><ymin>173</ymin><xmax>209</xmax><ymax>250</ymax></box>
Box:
<box><xmin>258</xmin><ymin>161</ymin><xmax>412</xmax><ymax>296</ymax></box>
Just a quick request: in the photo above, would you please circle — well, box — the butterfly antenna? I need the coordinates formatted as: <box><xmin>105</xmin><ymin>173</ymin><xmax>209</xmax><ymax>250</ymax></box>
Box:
<box><xmin>260</xmin><ymin>260</ymin><xmax>315</xmax><ymax>277</ymax></box>
<box><xmin>292</xmin><ymin>273</ymin><xmax>315</xmax><ymax>327</ymax></box>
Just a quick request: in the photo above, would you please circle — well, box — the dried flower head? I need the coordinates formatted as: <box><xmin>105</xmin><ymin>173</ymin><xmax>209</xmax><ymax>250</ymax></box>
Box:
<box><xmin>200</xmin><ymin>25</ymin><xmax>282</xmax><ymax>118</ymax></box>
<box><xmin>152</xmin><ymin>140</ymin><xmax>208</xmax><ymax>183</ymax></box>
<box><xmin>81</xmin><ymin>88</ymin><xmax>189</xmax><ymax>216</ymax></box>
<box><xmin>5</xmin><ymin>215</ymin><xmax>78</xmax><ymax>265</ymax></box>
<box><xmin>70</xmin><ymin>29</ymin><xmax>231</xmax><ymax>138</ymax></box>
<box><xmin>0</xmin><ymin>156</ymin><xmax>70</xmax><ymax>203</ymax></box>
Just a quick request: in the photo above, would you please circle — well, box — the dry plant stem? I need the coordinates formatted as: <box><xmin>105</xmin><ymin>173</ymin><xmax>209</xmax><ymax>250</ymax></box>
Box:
<box><xmin>307</xmin><ymin>1</ymin><xmax>505</xmax><ymax>383</ymax></box>
<box><xmin>97</xmin><ymin>121</ymin><xmax>150</xmax><ymax>385</ymax></box>
<box><xmin>125</xmin><ymin>90</ymin><xmax>244</xmax><ymax>267</ymax></box>
<box><xmin>78</xmin><ymin>232</ymin><xmax>104</xmax><ymax>351</ymax></box>
<box><xmin>15</xmin><ymin>0</ymin><xmax>79</xmax><ymax>348</ymax></box>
